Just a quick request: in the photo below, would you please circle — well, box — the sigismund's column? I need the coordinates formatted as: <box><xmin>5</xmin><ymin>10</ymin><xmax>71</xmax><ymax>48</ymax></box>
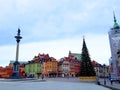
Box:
<box><xmin>15</xmin><ymin>28</ymin><xmax>22</xmax><ymax>62</ymax></box>
<box><xmin>11</xmin><ymin>28</ymin><xmax>22</xmax><ymax>79</ymax></box>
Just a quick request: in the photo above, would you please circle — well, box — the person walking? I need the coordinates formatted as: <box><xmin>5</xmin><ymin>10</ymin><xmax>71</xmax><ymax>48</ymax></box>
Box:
<box><xmin>110</xmin><ymin>80</ymin><xmax>113</xmax><ymax>85</ymax></box>
<box><xmin>41</xmin><ymin>74</ymin><xmax>44</xmax><ymax>80</ymax></box>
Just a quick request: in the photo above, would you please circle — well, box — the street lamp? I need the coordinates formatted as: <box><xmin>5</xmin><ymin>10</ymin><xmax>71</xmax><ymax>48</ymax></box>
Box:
<box><xmin>96</xmin><ymin>64</ymin><xmax>100</xmax><ymax>85</ymax></box>
<box><xmin>96</xmin><ymin>64</ymin><xmax>98</xmax><ymax>79</ymax></box>
<box><xmin>103</xmin><ymin>64</ymin><xmax>106</xmax><ymax>85</ymax></box>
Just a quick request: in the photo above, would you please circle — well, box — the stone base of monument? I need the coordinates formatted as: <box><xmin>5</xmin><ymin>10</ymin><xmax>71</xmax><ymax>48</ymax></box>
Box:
<box><xmin>8</xmin><ymin>61</ymin><xmax>22</xmax><ymax>79</ymax></box>
<box><xmin>9</xmin><ymin>72</ymin><xmax>22</xmax><ymax>79</ymax></box>
<box><xmin>79</xmin><ymin>76</ymin><xmax>97</xmax><ymax>82</ymax></box>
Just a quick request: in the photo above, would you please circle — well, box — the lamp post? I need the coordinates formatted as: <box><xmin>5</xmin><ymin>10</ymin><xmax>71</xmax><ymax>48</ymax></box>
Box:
<box><xmin>96</xmin><ymin>64</ymin><xmax>98</xmax><ymax>81</ymax></box>
<box><xmin>96</xmin><ymin>64</ymin><xmax>98</xmax><ymax>79</ymax></box>
<box><xmin>103</xmin><ymin>64</ymin><xmax>106</xmax><ymax>85</ymax></box>
<box><xmin>96</xmin><ymin>64</ymin><xmax>100</xmax><ymax>85</ymax></box>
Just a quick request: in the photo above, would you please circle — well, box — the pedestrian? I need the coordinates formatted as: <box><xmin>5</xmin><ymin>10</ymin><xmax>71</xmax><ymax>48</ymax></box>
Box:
<box><xmin>41</xmin><ymin>74</ymin><xmax>44</xmax><ymax>80</ymax></box>
<box><xmin>104</xmin><ymin>79</ymin><xmax>106</xmax><ymax>85</ymax></box>
<box><xmin>110</xmin><ymin>80</ymin><xmax>113</xmax><ymax>85</ymax></box>
<box><xmin>67</xmin><ymin>74</ymin><xmax>69</xmax><ymax>79</ymax></box>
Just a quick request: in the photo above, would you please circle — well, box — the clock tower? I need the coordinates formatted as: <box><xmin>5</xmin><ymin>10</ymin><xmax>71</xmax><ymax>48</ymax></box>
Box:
<box><xmin>108</xmin><ymin>12</ymin><xmax>120</xmax><ymax>80</ymax></box>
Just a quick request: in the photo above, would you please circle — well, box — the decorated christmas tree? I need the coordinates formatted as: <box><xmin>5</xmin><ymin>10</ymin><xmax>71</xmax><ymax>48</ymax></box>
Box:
<box><xmin>79</xmin><ymin>38</ymin><xmax>96</xmax><ymax>76</ymax></box>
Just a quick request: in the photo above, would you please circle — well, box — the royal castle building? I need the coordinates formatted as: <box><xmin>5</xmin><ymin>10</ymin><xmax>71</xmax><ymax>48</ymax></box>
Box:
<box><xmin>108</xmin><ymin>13</ymin><xmax>120</xmax><ymax>80</ymax></box>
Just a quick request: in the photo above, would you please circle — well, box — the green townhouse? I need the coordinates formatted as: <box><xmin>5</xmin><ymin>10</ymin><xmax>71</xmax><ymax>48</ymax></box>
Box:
<box><xmin>25</xmin><ymin>60</ymin><xmax>42</xmax><ymax>78</ymax></box>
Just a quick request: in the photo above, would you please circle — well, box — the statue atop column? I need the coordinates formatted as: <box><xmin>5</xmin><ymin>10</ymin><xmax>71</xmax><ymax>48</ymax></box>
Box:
<box><xmin>18</xmin><ymin>28</ymin><xmax>20</xmax><ymax>36</ymax></box>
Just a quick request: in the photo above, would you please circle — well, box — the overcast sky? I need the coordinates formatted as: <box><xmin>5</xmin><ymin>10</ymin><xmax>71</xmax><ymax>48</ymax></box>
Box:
<box><xmin>0</xmin><ymin>0</ymin><xmax>120</xmax><ymax>66</ymax></box>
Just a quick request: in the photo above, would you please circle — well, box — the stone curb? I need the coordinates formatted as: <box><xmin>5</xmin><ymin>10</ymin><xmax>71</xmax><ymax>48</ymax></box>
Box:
<box><xmin>0</xmin><ymin>79</ymin><xmax>46</xmax><ymax>82</ymax></box>
<box><xmin>97</xmin><ymin>83</ymin><xmax>120</xmax><ymax>90</ymax></box>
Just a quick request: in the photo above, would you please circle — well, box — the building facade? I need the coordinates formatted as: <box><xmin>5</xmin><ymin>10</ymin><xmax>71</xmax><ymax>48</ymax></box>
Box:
<box><xmin>58</xmin><ymin>58</ymin><xmax>69</xmax><ymax>77</ymax></box>
<box><xmin>92</xmin><ymin>61</ymin><xmax>109</xmax><ymax>78</ymax></box>
<box><xmin>42</xmin><ymin>57</ymin><xmax>58</xmax><ymax>77</ymax></box>
<box><xmin>108</xmin><ymin>13</ymin><xmax>120</xmax><ymax>80</ymax></box>
<box><xmin>25</xmin><ymin>53</ymin><xmax>58</xmax><ymax>78</ymax></box>
<box><xmin>25</xmin><ymin>61</ymin><xmax>42</xmax><ymax>78</ymax></box>
<box><xmin>0</xmin><ymin>66</ymin><xmax>13</xmax><ymax>78</ymax></box>
<box><xmin>58</xmin><ymin>51</ymin><xmax>80</xmax><ymax>77</ymax></box>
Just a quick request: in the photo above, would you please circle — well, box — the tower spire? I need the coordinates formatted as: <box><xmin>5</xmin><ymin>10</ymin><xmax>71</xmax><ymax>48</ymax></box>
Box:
<box><xmin>113</xmin><ymin>11</ymin><xmax>117</xmax><ymax>23</ymax></box>
<box><xmin>113</xmin><ymin>11</ymin><xmax>120</xmax><ymax>29</ymax></box>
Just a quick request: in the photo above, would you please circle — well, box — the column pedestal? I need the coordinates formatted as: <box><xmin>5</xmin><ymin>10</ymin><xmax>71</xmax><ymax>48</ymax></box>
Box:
<box><xmin>9</xmin><ymin>61</ymin><xmax>22</xmax><ymax>79</ymax></box>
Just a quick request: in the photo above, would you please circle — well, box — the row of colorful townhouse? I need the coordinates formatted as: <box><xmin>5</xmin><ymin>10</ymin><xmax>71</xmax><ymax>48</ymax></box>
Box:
<box><xmin>24</xmin><ymin>51</ymin><xmax>81</xmax><ymax>78</ymax></box>
<box><xmin>0</xmin><ymin>51</ymin><xmax>110</xmax><ymax>78</ymax></box>
<box><xmin>25</xmin><ymin>53</ymin><xmax>58</xmax><ymax>78</ymax></box>
<box><xmin>16</xmin><ymin>51</ymin><xmax>81</xmax><ymax>78</ymax></box>
<box><xmin>23</xmin><ymin>51</ymin><xmax>110</xmax><ymax>78</ymax></box>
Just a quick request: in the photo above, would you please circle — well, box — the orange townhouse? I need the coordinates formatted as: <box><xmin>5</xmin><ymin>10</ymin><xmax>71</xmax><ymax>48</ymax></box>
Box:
<box><xmin>42</xmin><ymin>57</ymin><xmax>58</xmax><ymax>78</ymax></box>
